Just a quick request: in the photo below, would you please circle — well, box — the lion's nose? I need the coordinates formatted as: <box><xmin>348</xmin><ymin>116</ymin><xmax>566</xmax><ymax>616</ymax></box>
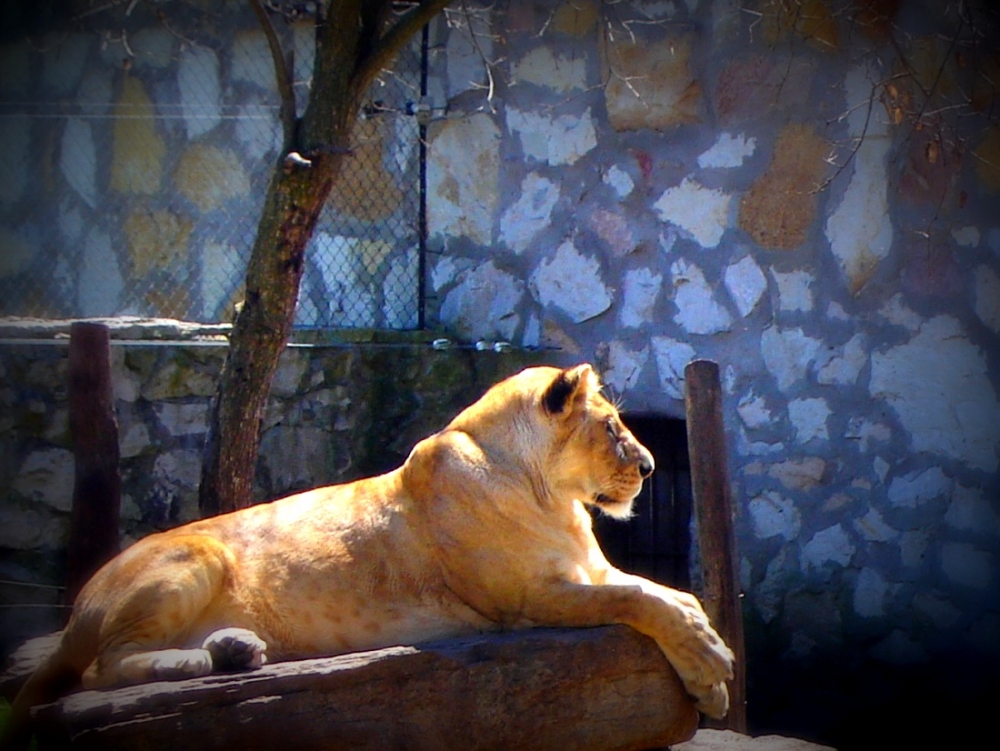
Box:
<box><xmin>638</xmin><ymin>450</ymin><xmax>655</xmax><ymax>479</ymax></box>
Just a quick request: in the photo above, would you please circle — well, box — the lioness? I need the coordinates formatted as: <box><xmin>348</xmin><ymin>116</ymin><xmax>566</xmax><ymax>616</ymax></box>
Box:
<box><xmin>4</xmin><ymin>364</ymin><xmax>732</xmax><ymax>747</ymax></box>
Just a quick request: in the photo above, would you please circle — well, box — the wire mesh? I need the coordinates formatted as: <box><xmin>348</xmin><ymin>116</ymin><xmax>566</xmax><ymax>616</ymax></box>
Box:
<box><xmin>0</xmin><ymin>0</ymin><xmax>424</xmax><ymax>330</ymax></box>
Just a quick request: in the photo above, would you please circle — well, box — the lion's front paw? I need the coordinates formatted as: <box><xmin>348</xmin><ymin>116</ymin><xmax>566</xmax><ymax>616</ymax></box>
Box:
<box><xmin>202</xmin><ymin>627</ymin><xmax>268</xmax><ymax>672</ymax></box>
<box><xmin>692</xmin><ymin>680</ymin><xmax>730</xmax><ymax>719</ymax></box>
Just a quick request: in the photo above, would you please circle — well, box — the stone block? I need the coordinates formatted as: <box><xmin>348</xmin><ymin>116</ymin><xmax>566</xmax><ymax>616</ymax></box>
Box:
<box><xmin>602</xmin><ymin>35</ymin><xmax>701</xmax><ymax>131</ymax></box>
<box><xmin>739</xmin><ymin>124</ymin><xmax>829</xmax><ymax>251</ymax></box>
<box><xmin>110</xmin><ymin>77</ymin><xmax>165</xmax><ymax>195</ymax></box>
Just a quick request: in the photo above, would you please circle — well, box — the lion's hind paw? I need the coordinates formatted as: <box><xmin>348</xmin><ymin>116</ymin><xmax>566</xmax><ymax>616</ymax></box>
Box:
<box><xmin>202</xmin><ymin>628</ymin><xmax>268</xmax><ymax>672</ymax></box>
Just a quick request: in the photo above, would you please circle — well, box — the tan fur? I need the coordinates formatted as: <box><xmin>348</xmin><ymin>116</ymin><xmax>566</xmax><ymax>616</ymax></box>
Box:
<box><xmin>4</xmin><ymin>364</ymin><xmax>733</xmax><ymax>747</ymax></box>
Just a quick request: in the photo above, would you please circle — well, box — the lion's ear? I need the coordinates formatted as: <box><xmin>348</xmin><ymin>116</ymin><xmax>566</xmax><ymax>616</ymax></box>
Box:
<box><xmin>542</xmin><ymin>364</ymin><xmax>596</xmax><ymax>415</ymax></box>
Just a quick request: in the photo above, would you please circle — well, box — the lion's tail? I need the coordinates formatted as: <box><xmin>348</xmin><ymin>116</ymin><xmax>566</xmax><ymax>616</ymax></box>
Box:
<box><xmin>1</xmin><ymin>635</ymin><xmax>85</xmax><ymax>751</ymax></box>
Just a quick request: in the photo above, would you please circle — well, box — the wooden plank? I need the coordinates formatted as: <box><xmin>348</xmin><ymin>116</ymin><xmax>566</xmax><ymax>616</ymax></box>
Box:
<box><xmin>684</xmin><ymin>359</ymin><xmax>747</xmax><ymax>732</ymax></box>
<box><xmin>66</xmin><ymin>322</ymin><xmax>121</xmax><ymax>604</ymax></box>
<box><xmin>31</xmin><ymin>626</ymin><xmax>699</xmax><ymax>751</ymax></box>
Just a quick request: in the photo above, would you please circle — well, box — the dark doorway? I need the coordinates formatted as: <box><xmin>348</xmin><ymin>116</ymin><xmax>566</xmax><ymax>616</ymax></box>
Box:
<box><xmin>593</xmin><ymin>416</ymin><xmax>692</xmax><ymax>590</ymax></box>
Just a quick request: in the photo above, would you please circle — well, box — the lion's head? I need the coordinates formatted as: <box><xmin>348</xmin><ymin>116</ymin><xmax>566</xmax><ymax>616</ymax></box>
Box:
<box><xmin>450</xmin><ymin>364</ymin><xmax>654</xmax><ymax>519</ymax></box>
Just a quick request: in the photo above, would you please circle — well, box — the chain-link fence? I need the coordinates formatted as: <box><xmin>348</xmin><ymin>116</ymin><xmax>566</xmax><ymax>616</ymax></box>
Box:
<box><xmin>0</xmin><ymin>0</ymin><xmax>425</xmax><ymax>329</ymax></box>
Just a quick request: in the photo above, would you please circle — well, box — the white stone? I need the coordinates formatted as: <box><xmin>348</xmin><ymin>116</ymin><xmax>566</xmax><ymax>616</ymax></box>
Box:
<box><xmin>827</xmin><ymin>301</ymin><xmax>850</xmax><ymax>320</ymax></box>
<box><xmin>506</xmin><ymin>106</ymin><xmax>597</xmax><ymax>166</ymax></box>
<box><xmin>178</xmin><ymin>46</ymin><xmax>221</xmax><ymax>139</ymax></box>
<box><xmin>900</xmin><ymin>530</ymin><xmax>929</xmax><ymax>568</ymax></box>
<box><xmin>771</xmin><ymin>269</ymin><xmax>814</xmax><ymax>312</ymax></box>
<box><xmin>670</xmin><ymin>259</ymin><xmax>733</xmax><ymax>334</ymax></box>
<box><xmin>853</xmin><ymin>508</ymin><xmax>898</xmax><ymax>542</ymax></box>
<box><xmin>79</xmin><ymin>228</ymin><xmax>123</xmax><ymax>316</ymax></box>
<box><xmin>952</xmin><ymin>225</ymin><xmax>980</xmax><ymax>247</ymax></box>
<box><xmin>653</xmin><ymin>178</ymin><xmax>731</xmax><ymax>248</ymax></box>
<box><xmin>974</xmin><ymin>265</ymin><xmax>1000</xmax><ymax>333</ymax></box>
<box><xmin>440</xmin><ymin>260</ymin><xmax>523</xmax><ymax>341</ymax></box>
<box><xmin>200</xmin><ymin>241</ymin><xmax>239</xmax><ymax>320</ymax></box>
<box><xmin>853</xmin><ymin>568</ymin><xmax>889</xmax><ymax>618</ymax></box>
<box><xmin>235</xmin><ymin>98</ymin><xmax>283</xmax><ymax>162</ymax></box>
<box><xmin>825</xmin><ymin>136</ymin><xmax>893</xmax><ymax>292</ymax></box>
<box><xmin>129</xmin><ymin>28</ymin><xmax>175</xmax><ymax>69</ymax></box>
<box><xmin>802</xmin><ymin>524</ymin><xmax>855</xmax><ymax>570</ymax></box>
<box><xmin>788</xmin><ymin>397</ymin><xmax>831</xmax><ymax>442</ymax></box>
<box><xmin>827</xmin><ymin>65</ymin><xmax>893</xmax><ymax>293</ymax></box>
<box><xmin>698</xmin><ymin>132</ymin><xmax>756</xmax><ymax>169</ymax></box>
<box><xmin>737</xmin><ymin>391</ymin><xmax>772</xmax><ymax>429</ymax></box>
<box><xmin>945</xmin><ymin>484</ymin><xmax>999</xmax><ymax>534</ymax></box>
<box><xmin>383</xmin><ymin>248</ymin><xmax>419</xmax><ymax>329</ymax></box>
<box><xmin>119</xmin><ymin>421</ymin><xmax>150</xmax><ymax>459</ymax></box>
<box><xmin>61</xmin><ymin>118</ymin><xmax>97</xmax><ymax>208</ymax></box>
<box><xmin>529</xmin><ymin>240</ymin><xmax>611</xmax><ymax>323</ymax></box>
<box><xmin>761</xmin><ymin>326</ymin><xmax>822</xmax><ymax>391</ymax></box>
<box><xmin>817</xmin><ymin>334</ymin><xmax>867</xmax><ymax>385</ymax></box>
<box><xmin>870</xmin><ymin>316</ymin><xmax>1000</xmax><ymax>472</ymax></box>
<box><xmin>602</xmin><ymin>341</ymin><xmax>649</xmax><ymax>395</ymax></box>
<box><xmin>153</xmin><ymin>449</ymin><xmax>202</xmax><ymax>523</ymax></box>
<box><xmin>913</xmin><ymin>591</ymin><xmax>962</xmax><ymax>629</ymax></box>
<box><xmin>941</xmin><ymin>542</ymin><xmax>996</xmax><ymax>589</ymax></box>
<box><xmin>748</xmin><ymin>491</ymin><xmax>801</xmax><ymax>541</ymax></box>
<box><xmin>887</xmin><ymin>466</ymin><xmax>951</xmax><ymax>509</ymax></box>
<box><xmin>499</xmin><ymin>173</ymin><xmax>560</xmax><ymax>253</ymax></box>
<box><xmin>873</xmin><ymin>456</ymin><xmax>890</xmax><ymax>483</ymax></box>
<box><xmin>879</xmin><ymin>294</ymin><xmax>922</xmax><ymax>330</ymax></box>
<box><xmin>511</xmin><ymin>46</ymin><xmax>587</xmax><ymax>92</ymax></box>
<box><xmin>427</xmin><ymin>114</ymin><xmax>500</xmax><ymax>244</ymax></box>
<box><xmin>231</xmin><ymin>31</ymin><xmax>277</xmax><ymax>91</ymax></box>
<box><xmin>941</xmin><ymin>543</ymin><xmax>994</xmax><ymax>589</ymax></box>
<box><xmin>12</xmin><ymin>449</ymin><xmax>75</xmax><ymax>512</ymax></box>
<box><xmin>155</xmin><ymin>402</ymin><xmax>208</xmax><ymax>436</ymax></box>
<box><xmin>650</xmin><ymin>336</ymin><xmax>696</xmax><ymax>401</ymax></box>
<box><xmin>0</xmin><ymin>506</ymin><xmax>66</xmax><ymax>550</ymax></box>
<box><xmin>620</xmin><ymin>267</ymin><xmax>663</xmax><ymax>328</ymax></box>
<box><xmin>603</xmin><ymin>165</ymin><xmax>634</xmax><ymax>198</ymax></box>
<box><xmin>724</xmin><ymin>254</ymin><xmax>767</xmax><ymax>317</ymax></box>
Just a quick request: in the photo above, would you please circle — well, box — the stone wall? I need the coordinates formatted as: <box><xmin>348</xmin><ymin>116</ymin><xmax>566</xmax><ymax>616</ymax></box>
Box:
<box><xmin>2</xmin><ymin>0</ymin><xmax>999</xmax><ymax>746</ymax></box>
<box><xmin>422</xmin><ymin>1</ymin><xmax>1000</xmax><ymax>747</ymax></box>
<box><xmin>0</xmin><ymin>319</ymin><xmax>536</xmax><ymax>660</ymax></box>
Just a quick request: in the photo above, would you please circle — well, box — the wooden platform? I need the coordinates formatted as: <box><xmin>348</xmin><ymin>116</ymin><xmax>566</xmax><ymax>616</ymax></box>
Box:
<box><xmin>17</xmin><ymin>626</ymin><xmax>699</xmax><ymax>751</ymax></box>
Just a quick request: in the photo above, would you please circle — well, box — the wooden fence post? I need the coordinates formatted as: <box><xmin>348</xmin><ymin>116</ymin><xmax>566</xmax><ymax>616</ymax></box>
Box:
<box><xmin>684</xmin><ymin>358</ymin><xmax>747</xmax><ymax>732</ymax></box>
<box><xmin>65</xmin><ymin>322</ymin><xmax>121</xmax><ymax>605</ymax></box>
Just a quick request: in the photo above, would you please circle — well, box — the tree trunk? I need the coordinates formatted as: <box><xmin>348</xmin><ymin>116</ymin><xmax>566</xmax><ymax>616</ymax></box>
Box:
<box><xmin>199</xmin><ymin>0</ymin><xmax>452</xmax><ymax>516</ymax></box>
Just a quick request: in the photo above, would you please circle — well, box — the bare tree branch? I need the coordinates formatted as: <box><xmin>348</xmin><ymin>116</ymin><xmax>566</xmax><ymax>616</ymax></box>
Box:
<box><xmin>249</xmin><ymin>0</ymin><xmax>297</xmax><ymax>148</ymax></box>
<box><xmin>354</xmin><ymin>0</ymin><xmax>454</xmax><ymax>94</ymax></box>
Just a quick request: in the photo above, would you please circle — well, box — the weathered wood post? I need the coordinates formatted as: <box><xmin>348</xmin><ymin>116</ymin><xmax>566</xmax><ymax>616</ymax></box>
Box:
<box><xmin>684</xmin><ymin>359</ymin><xmax>747</xmax><ymax>732</ymax></box>
<box><xmin>65</xmin><ymin>322</ymin><xmax>121</xmax><ymax>605</ymax></box>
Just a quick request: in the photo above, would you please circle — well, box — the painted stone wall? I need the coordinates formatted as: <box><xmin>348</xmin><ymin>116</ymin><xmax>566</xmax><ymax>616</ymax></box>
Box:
<box><xmin>424</xmin><ymin>1</ymin><xmax>999</xmax><ymax>746</ymax></box>
<box><xmin>1</xmin><ymin>0</ymin><xmax>998</xmax><ymax>746</ymax></box>
<box><xmin>0</xmin><ymin>0</ymin><xmax>422</xmax><ymax>328</ymax></box>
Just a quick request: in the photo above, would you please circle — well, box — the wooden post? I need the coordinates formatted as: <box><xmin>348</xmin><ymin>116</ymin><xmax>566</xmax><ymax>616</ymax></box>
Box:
<box><xmin>684</xmin><ymin>359</ymin><xmax>747</xmax><ymax>732</ymax></box>
<box><xmin>65</xmin><ymin>322</ymin><xmax>121</xmax><ymax>605</ymax></box>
